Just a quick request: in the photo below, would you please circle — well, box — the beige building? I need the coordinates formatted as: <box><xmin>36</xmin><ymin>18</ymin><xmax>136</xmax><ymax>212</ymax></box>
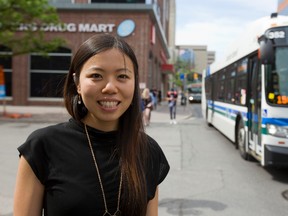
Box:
<box><xmin>176</xmin><ymin>45</ymin><xmax>215</xmax><ymax>75</ymax></box>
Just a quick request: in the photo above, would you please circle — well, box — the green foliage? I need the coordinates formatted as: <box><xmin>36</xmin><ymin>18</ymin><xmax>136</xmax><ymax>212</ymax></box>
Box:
<box><xmin>172</xmin><ymin>59</ymin><xmax>199</xmax><ymax>88</ymax></box>
<box><xmin>0</xmin><ymin>0</ymin><xmax>65</xmax><ymax>55</ymax></box>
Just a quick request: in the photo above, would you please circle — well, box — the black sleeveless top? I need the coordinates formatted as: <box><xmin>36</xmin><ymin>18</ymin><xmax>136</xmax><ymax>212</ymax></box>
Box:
<box><xmin>18</xmin><ymin>118</ymin><xmax>169</xmax><ymax>216</ymax></box>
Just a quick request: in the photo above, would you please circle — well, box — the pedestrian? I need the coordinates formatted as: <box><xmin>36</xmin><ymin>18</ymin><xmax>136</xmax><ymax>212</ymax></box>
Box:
<box><xmin>151</xmin><ymin>89</ymin><xmax>157</xmax><ymax>110</ymax></box>
<box><xmin>13</xmin><ymin>34</ymin><xmax>170</xmax><ymax>216</ymax></box>
<box><xmin>166</xmin><ymin>88</ymin><xmax>178</xmax><ymax>124</ymax></box>
<box><xmin>158</xmin><ymin>90</ymin><xmax>162</xmax><ymax>105</ymax></box>
<box><xmin>141</xmin><ymin>87</ymin><xmax>153</xmax><ymax>126</ymax></box>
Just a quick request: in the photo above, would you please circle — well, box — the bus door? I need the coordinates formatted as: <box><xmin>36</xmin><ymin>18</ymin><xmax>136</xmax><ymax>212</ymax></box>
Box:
<box><xmin>248</xmin><ymin>56</ymin><xmax>262</xmax><ymax>154</ymax></box>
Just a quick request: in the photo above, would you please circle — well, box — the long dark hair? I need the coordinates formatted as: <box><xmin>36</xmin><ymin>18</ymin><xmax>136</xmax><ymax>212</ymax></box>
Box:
<box><xmin>63</xmin><ymin>34</ymin><xmax>148</xmax><ymax>215</ymax></box>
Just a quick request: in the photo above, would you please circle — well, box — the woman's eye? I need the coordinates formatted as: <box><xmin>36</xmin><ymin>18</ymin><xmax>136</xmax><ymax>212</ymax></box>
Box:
<box><xmin>118</xmin><ymin>74</ymin><xmax>129</xmax><ymax>79</ymax></box>
<box><xmin>91</xmin><ymin>74</ymin><xmax>102</xmax><ymax>79</ymax></box>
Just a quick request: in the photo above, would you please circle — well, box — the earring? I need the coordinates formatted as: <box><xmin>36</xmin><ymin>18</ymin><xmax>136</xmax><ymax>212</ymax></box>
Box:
<box><xmin>78</xmin><ymin>95</ymin><xmax>82</xmax><ymax>104</ymax></box>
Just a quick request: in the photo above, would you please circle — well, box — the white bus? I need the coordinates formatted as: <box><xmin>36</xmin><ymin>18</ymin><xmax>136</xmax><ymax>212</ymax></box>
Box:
<box><xmin>202</xmin><ymin>13</ymin><xmax>288</xmax><ymax>167</ymax></box>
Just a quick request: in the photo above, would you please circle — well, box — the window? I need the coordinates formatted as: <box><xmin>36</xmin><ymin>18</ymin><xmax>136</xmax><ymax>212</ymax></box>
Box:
<box><xmin>217</xmin><ymin>70</ymin><xmax>225</xmax><ymax>101</ymax></box>
<box><xmin>235</xmin><ymin>58</ymin><xmax>248</xmax><ymax>105</ymax></box>
<box><xmin>225</xmin><ymin>64</ymin><xmax>236</xmax><ymax>103</ymax></box>
<box><xmin>91</xmin><ymin>0</ymin><xmax>145</xmax><ymax>3</ymax></box>
<box><xmin>266</xmin><ymin>47</ymin><xmax>288</xmax><ymax>106</ymax></box>
<box><xmin>49</xmin><ymin>0</ymin><xmax>73</xmax><ymax>3</ymax></box>
<box><xmin>30</xmin><ymin>47</ymin><xmax>71</xmax><ymax>98</ymax></box>
<box><xmin>205</xmin><ymin>76</ymin><xmax>213</xmax><ymax>100</ymax></box>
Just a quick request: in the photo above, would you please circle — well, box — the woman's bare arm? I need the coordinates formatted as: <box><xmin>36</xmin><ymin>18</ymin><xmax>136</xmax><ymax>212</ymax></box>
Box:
<box><xmin>13</xmin><ymin>156</ymin><xmax>44</xmax><ymax>216</ymax></box>
<box><xmin>146</xmin><ymin>186</ymin><xmax>159</xmax><ymax>216</ymax></box>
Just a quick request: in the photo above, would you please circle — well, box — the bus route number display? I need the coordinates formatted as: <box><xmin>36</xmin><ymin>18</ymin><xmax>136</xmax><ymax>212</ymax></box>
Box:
<box><xmin>277</xmin><ymin>95</ymin><xmax>288</xmax><ymax>105</ymax></box>
<box><xmin>266</xmin><ymin>30</ymin><xmax>286</xmax><ymax>39</ymax></box>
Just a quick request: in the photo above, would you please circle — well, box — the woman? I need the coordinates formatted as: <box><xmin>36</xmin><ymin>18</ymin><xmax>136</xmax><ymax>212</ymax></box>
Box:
<box><xmin>141</xmin><ymin>88</ymin><xmax>153</xmax><ymax>126</ymax></box>
<box><xmin>13</xmin><ymin>34</ymin><xmax>170</xmax><ymax>216</ymax></box>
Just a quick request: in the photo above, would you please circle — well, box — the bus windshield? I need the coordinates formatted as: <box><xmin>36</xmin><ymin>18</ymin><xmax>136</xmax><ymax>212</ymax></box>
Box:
<box><xmin>188</xmin><ymin>87</ymin><xmax>202</xmax><ymax>94</ymax></box>
<box><xmin>266</xmin><ymin>47</ymin><xmax>288</xmax><ymax>106</ymax></box>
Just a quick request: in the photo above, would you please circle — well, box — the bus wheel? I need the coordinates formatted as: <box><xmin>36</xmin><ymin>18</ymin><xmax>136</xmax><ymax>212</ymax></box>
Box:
<box><xmin>237</xmin><ymin>120</ymin><xmax>249</xmax><ymax>160</ymax></box>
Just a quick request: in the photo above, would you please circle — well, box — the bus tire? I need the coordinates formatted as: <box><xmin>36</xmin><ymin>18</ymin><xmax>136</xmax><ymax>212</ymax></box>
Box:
<box><xmin>237</xmin><ymin>120</ymin><xmax>249</xmax><ymax>160</ymax></box>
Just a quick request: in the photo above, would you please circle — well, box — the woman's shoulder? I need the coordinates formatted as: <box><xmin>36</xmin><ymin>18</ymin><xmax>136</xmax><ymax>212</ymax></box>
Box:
<box><xmin>25</xmin><ymin>119</ymin><xmax>80</xmax><ymax>145</ymax></box>
<box><xmin>146</xmin><ymin>135</ymin><xmax>166</xmax><ymax>159</ymax></box>
<box><xmin>145</xmin><ymin>134</ymin><xmax>170</xmax><ymax>186</ymax></box>
<box><xmin>28</xmin><ymin>122</ymin><xmax>69</xmax><ymax>139</ymax></box>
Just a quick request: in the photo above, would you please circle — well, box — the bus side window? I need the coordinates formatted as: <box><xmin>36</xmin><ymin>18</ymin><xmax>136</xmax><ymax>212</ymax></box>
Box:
<box><xmin>235</xmin><ymin>59</ymin><xmax>248</xmax><ymax>105</ymax></box>
<box><xmin>225</xmin><ymin>65</ymin><xmax>236</xmax><ymax>103</ymax></box>
<box><xmin>217</xmin><ymin>70</ymin><xmax>225</xmax><ymax>101</ymax></box>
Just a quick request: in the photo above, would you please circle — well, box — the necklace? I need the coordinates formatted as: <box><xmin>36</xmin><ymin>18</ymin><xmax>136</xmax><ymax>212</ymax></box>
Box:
<box><xmin>84</xmin><ymin>124</ymin><xmax>122</xmax><ymax>216</ymax></box>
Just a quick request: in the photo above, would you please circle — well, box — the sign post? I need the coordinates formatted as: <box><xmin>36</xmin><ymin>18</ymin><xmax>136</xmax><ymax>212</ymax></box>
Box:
<box><xmin>0</xmin><ymin>65</ymin><xmax>7</xmax><ymax>116</ymax></box>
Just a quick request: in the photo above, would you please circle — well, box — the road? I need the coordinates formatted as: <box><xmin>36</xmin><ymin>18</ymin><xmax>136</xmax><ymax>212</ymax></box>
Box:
<box><xmin>147</xmin><ymin>104</ymin><xmax>288</xmax><ymax>216</ymax></box>
<box><xmin>0</xmin><ymin>104</ymin><xmax>287</xmax><ymax>216</ymax></box>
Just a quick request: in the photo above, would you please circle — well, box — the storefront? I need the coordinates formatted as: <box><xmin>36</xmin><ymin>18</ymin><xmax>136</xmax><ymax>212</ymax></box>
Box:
<box><xmin>0</xmin><ymin>1</ymin><xmax>172</xmax><ymax>106</ymax></box>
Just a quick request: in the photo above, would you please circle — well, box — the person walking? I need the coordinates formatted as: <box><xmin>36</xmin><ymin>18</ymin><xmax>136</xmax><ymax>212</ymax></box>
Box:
<box><xmin>13</xmin><ymin>34</ymin><xmax>170</xmax><ymax>216</ymax></box>
<box><xmin>141</xmin><ymin>88</ymin><xmax>153</xmax><ymax>126</ymax></box>
<box><xmin>167</xmin><ymin>88</ymin><xmax>178</xmax><ymax>124</ymax></box>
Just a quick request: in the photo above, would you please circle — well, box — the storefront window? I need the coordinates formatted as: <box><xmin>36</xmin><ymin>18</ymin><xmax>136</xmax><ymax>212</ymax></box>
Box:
<box><xmin>0</xmin><ymin>45</ymin><xmax>12</xmax><ymax>97</ymax></box>
<box><xmin>91</xmin><ymin>0</ymin><xmax>145</xmax><ymax>3</ymax></box>
<box><xmin>30</xmin><ymin>47</ymin><xmax>71</xmax><ymax>98</ymax></box>
<box><xmin>49</xmin><ymin>0</ymin><xmax>72</xmax><ymax>3</ymax></box>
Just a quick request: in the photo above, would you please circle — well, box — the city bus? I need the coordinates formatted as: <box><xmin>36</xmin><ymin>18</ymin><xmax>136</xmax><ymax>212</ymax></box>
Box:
<box><xmin>202</xmin><ymin>13</ymin><xmax>288</xmax><ymax>167</ymax></box>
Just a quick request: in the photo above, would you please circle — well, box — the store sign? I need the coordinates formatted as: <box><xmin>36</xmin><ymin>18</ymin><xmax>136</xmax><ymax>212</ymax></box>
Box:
<box><xmin>117</xmin><ymin>19</ymin><xmax>135</xmax><ymax>37</ymax></box>
<box><xmin>18</xmin><ymin>20</ymin><xmax>136</xmax><ymax>36</ymax></box>
<box><xmin>18</xmin><ymin>23</ymin><xmax>116</xmax><ymax>33</ymax></box>
<box><xmin>0</xmin><ymin>66</ymin><xmax>6</xmax><ymax>98</ymax></box>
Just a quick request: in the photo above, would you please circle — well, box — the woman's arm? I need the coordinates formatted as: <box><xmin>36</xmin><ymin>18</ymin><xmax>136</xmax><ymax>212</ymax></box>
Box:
<box><xmin>146</xmin><ymin>186</ymin><xmax>159</xmax><ymax>216</ymax></box>
<box><xmin>14</xmin><ymin>156</ymin><xmax>44</xmax><ymax>216</ymax></box>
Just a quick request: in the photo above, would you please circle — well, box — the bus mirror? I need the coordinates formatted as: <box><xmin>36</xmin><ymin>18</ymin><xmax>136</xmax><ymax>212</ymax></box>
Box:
<box><xmin>258</xmin><ymin>38</ymin><xmax>275</xmax><ymax>64</ymax></box>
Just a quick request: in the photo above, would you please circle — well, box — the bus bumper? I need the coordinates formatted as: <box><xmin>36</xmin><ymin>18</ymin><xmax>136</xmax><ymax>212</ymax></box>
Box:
<box><xmin>264</xmin><ymin>145</ymin><xmax>288</xmax><ymax>167</ymax></box>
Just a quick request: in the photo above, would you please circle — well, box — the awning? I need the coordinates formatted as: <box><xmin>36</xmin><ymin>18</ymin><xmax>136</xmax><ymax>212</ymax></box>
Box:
<box><xmin>161</xmin><ymin>64</ymin><xmax>174</xmax><ymax>73</ymax></box>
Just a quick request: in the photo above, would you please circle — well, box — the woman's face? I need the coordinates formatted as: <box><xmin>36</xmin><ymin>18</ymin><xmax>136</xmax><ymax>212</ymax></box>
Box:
<box><xmin>77</xmin><ymin>48</ymin><xmax>135</xmax><ymax>131</ymax></box>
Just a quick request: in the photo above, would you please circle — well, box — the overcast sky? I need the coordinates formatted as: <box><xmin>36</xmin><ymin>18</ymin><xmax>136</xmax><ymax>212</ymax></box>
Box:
<box><xmin>175</xmin><ymin>0</ymin><xmax>279</xmax><ymax>60</ymax></box>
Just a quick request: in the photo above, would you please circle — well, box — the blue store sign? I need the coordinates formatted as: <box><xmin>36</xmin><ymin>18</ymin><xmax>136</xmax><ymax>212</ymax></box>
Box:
<box><xmin>117</xmin><ymin>19</ymin><xmax>135</xmax><ymax>37</ymax></box>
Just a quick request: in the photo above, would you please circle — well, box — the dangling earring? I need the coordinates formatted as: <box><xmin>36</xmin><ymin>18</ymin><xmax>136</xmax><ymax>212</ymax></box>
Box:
<box><xmin>78</xmin><ymin>94</ymin><xmax>82</xmax><ymax>104</ymax></box>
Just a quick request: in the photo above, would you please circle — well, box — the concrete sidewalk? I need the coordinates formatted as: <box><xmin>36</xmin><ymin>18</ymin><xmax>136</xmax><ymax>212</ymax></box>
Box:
<box><xmin>0</xmin><ymin>102</ymin><xmax>192</xmax><ymax>216</ymax></box>
<box><xmin>0</xmin><ymin>103</ymin><xmax>192</xmax><ymax>124</ymax></box>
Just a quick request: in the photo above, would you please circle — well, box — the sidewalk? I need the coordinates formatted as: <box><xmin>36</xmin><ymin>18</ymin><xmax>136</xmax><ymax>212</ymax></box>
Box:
<box><xmin>0</xmin><ymin>103</ymin><xmax>192</xmax><ymax>124</ymax></box>
<box><xmin>0</xmin><ymin>102</ymin><xmax>192</xmax><ymax>216</ymax></box>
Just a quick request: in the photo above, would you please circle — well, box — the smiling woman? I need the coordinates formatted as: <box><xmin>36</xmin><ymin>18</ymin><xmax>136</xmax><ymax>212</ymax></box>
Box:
<box><xmin>75</xmin><ymin>48</ymin><xmax>135</xmax><ymax>131</ymax></box>
<box><xmin>13</xmin><ymin>34</ymin><xmax>170</xmax><ymax>216</ymax></box>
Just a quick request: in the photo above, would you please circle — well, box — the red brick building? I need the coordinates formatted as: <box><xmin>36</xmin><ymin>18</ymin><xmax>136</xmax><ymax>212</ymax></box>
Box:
<box><xmin>0</xmin><ymin>0</ymin><xmax>173</xmax><ymax>106</ymax></box>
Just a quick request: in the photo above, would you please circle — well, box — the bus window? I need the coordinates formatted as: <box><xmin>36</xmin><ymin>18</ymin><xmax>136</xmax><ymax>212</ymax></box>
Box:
<box><xmin>235</xmin><ymin>59</ymin><xmax>248</xmax><ymax>105</ymax></box>
<box><xmin>225</xmin><ymin>67</ymin><xmax>236</xmax><ymax>103</ymax></box>
<box><xmin>217</xmin><ymin>71</ymin><xmax>225</xmax><ymax>101</ymax></box>
<box><xmin>266</xmin><ymin>47</ymin><xmax>288</xmax><ymax>105</ymax></box>
<box><xmin>205</xmin><ymin>77</ymin><xmax>212</xmax><ymax>100</ymax></box>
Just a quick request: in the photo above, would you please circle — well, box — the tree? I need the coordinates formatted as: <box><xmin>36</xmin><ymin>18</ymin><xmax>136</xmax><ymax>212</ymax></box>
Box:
<box><xmin>0</xmin><ymin>0</ymin><xmax>65</xmax><ymax>56</ymax></box>
<box><xmin>173</xmin><ymin>58</ymin><xmax>197</xmax><ymax>90</ymax></box>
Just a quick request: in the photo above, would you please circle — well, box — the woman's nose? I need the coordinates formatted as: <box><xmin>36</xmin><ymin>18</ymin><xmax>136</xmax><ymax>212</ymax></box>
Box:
<box><xmin>101</xmin><ymin>80</ymin><xmax>118</xmax><ymax>94</ymax></box>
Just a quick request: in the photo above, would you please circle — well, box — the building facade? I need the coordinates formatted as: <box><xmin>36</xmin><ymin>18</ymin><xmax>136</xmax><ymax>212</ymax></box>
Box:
<box><xmin>176</xmin><ymin>45</ymin><xmax>215</xmax><ymax>75</ymax></box>
<box><xmin>0</xmin><ymin>0</ymin><xmax>175</xmax><ymax>106</ymax></box>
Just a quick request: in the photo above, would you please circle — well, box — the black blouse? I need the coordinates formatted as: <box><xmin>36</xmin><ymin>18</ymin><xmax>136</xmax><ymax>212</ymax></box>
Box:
<box><xmin>18</xmin><ymin>118</ymin><xmax>169</xmax><ymax>216</ymax></box>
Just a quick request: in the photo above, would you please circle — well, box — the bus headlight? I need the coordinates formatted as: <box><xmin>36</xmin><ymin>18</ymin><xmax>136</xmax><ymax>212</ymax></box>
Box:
<box><xmin>266</xmin><ymin>124</ymin><xmax>288</xmax><ymax>138</ymax></box>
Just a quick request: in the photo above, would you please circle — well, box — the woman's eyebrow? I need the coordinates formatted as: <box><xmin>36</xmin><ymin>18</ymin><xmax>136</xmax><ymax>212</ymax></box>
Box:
<box><xmin>115</xmin><ymin>67</ymin><xmax>133</xmax><ymax>74</ymax></box>
<box><xmin>85</xmin><ymin>66</ymin><xmax>133</xmax><ymax>73</ymax></box>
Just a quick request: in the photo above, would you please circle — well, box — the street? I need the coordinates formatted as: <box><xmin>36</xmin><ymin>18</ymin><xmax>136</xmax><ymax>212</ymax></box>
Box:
<box><xmin>0</xmin><ymin>104</ymin><xmax>288</xmax><ymax>216</ymax></box>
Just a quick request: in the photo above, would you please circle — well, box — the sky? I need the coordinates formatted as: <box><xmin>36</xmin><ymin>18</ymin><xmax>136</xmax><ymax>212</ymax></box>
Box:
<box><xmin>175</xmin><ymin>0</ymin><xmax>279</xmax><ymax>60</ymax></box>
